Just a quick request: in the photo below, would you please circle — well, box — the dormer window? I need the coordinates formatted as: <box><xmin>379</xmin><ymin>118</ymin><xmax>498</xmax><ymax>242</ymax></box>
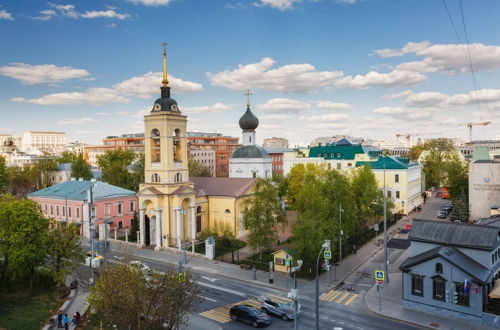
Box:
<box><xmin>154</xmin><ymin>103</ymin><xmax>161</xmax><ymax>111</ymax></box>
<box><xmin>171</xmin><ymin>104</ymin><xmax>178</xmax><ymax>111</ymax></box>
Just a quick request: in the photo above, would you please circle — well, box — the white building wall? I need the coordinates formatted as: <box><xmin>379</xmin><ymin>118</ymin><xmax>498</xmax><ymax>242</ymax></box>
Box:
<box><xmin>469</xmin><ymin>161</ymin><xmax>500</xmax><ymax>221</ymax></box>
<box><xmin>283</xmin><ymin>157</ymin><xmax>325</xmax><ymax>176</ymax></box>
<box><xmin>229</xmin><ymin>158</ymin><xmax>272</xmax><ymax>179</ymax></box>
<box><xmin>189</xmin><ymin>149</ymin><xmax>216</xmax><ymax>177</ymax></box>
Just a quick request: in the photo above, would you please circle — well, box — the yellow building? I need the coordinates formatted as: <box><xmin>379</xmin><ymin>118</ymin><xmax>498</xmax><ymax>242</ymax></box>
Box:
<box><xmin>272</xmin><ymin>249</ymin><xmax>296</xmax><ymax>273</ymax></box>
<box><xmin>137</xmin><ymin>47</ymin><xmax>255</xmax><ymax>251</ymax></box>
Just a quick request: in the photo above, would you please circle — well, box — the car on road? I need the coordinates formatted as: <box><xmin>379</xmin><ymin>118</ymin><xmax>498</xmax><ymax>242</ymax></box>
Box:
<box><xmin>128</xmin><ymin>260</ymin><xmax>153</xmax><ymax>276</ymax></box>
<box><xmin>260</xmin><ymin>297</ymin><xmax>299</xmax><ymax>320</ymax></box>
<box><xmin>229</xmin><ymin>304</ymin><xmax>272</xmax><ymax>328</ymax></box>
<box><xmin>437</xmin><ymin>210</ymin><xmax>447</xmax><ymax>219</ymax></box>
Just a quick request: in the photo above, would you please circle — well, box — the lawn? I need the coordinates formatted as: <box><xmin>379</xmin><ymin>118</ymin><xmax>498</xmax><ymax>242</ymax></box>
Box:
<box><xmin>0</xmin><ymin>282</ymin><xmax>62</xmax><ymax>330</ymax></box>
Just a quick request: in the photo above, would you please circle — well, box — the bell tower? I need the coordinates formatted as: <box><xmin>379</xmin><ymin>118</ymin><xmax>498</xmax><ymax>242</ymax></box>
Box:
<box><xmin>144</xmin><ymin>44</ymin><xmax>189</xmax><ymax>184</ymax></box>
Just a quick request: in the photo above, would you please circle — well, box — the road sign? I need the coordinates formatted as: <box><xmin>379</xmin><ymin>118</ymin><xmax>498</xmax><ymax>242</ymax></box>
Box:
<box><xmin>324</xmin><ymin>250</ymin><xmax>332</xmax><ymax>259</ymax></box>
<box><xmin>178</xmin><ymin>272</ymin><xmax>186</xmax><ymax>282</ymax></box>
<box><xmin>375</xmin><ymin>270</ymin><xmax>385</xmax><ymax>281</ymax></box>
<box><xmin>377</xmin><ymin>279</ymin><xmax>383</xmax><ymax>285</ymax></box>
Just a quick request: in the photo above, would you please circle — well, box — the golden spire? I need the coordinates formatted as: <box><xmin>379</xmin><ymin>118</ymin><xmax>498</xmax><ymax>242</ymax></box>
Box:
<box><xmin>161</xmin><ymin>42</ymin><xmax>169</xmax><ymax>87</ymax></box>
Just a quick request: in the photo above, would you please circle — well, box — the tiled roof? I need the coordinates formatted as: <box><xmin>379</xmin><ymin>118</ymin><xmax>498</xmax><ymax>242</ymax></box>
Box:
<box><xmin>409</xmin><ymin>219</ymin><xmax>500</xmax><ymax>250</ymax></box>
<box><xmin>190</xmin><ymin>177</ymin><xmax>254</xmax><ymax>197</ymax></box>
<box><xmin>400</xmin><ymin>246</ymin><xmax>491</xmax><ymax>284</ymax></box>
<box><xmin>28</xmin><ymin>180</ymin><xmax>135</xmax><ymax>201</ymax></box>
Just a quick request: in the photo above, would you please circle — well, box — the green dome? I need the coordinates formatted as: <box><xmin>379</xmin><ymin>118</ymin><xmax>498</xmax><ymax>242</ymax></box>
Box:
<box><xmin>239</xmin><ymin>105</ymin><xmax>259</xmax><ymax>131</ymax></box>
<box><xmin>231</xmin><ymin>145</ymin><xmax>270</xmax><ymax>159</ymax></box>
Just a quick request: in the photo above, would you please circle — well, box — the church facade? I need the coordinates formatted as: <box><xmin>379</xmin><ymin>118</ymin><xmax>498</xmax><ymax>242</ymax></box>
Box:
<box><xmin>137</xmin><ymin>48</ymin><xmax>254</xmax><ymax>251</ymax></box>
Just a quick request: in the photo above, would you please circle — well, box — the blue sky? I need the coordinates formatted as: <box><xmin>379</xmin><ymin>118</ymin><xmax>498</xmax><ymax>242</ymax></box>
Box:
<box><xmin>1</xmin><ymin>0</ymin><xmax>500</xmax><ymax>146</ymax></box>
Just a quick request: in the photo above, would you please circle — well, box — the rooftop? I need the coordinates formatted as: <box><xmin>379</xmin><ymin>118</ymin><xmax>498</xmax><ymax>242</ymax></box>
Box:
<box><xmin>309</xmin><ymin>142</ymin><xmax>382</xmax><ymax>160</ymax></box>
<box><xmin>28</xmin><ymin>180</ymin><xmax>135</xmax><ymax>201</ymax></box>
<box><xmin>356</xmin><ymin>156</ymin><xmax>419</xmax><ymax>170</ymax></box>
<box><xmin>190</xmin><ymin>177</ymin><xmax>255</xmax><ymax>197</ymax></box>
<box><xmin>409</xmin><ymin>219</ymin><xmax>500</xmax><ymax>251</ymax></box>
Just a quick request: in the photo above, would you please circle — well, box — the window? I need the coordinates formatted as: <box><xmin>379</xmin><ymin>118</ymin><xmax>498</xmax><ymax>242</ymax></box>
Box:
<box><xmin>151</xmin><ymin>129</ymin><xmax>161</xmax><ymax>162</ymax></box>
<box><xmin>56</xmin><ymin>206</ymin><xmax>60</xmax><ymax>216</ymax></box>
<box><xmin>76</xmin><ymin>208</ymin><xmax>80</xmax><ymax>219</ymax></box>
<box><xmin>435</xmin><ymin>263</ymin><xmax>443</xmax><ymax>273</ymax></box>
<box><xmin>51</xmin><ymin>205</ymin><xmax>54</xmax><ymax>215</ymax></box>
<box><xmin>174</xmin><ymin>172</ymin><xmax>182</xmax><ymax>182</ymax></box>
<box><xmin>130</xmin><ymin>201</ymin><xmax>135</xmax><ymax>212</ymax></box>
<box><xmin>44</xmin><ymin>204</ymin><xmax>47</xmax><ymax>213</ymax></box>
<box><xmin>396</xmin><ymin>191</ymin><xmax>400</xmax><ymax>199</ymax></box>
<box><xmin>387</xmin><ymin>191</ymin><xmax>392</xmax><ymax>198</ymax></box>
<box><xmin>347</xmin><ymin>163</ymin><xmax>352</xmax><ymax>167</ymax></box>
<box><xmin>337</xmin><ymin>152</ymin><xmax>341</xmax><ymax>158</ymax></box>
<box><xmin>118</xmin><ymin>221</ymin><xmax>123</xmax><ymax>229</ymax></box>
<box><xmin>105</xmin><ymin>204</ymin><xmax>111</xmax><ymax>216</ymax></box>
<box><xmin>454</xmin><ymin>282</ymin><xmax>469</xmax><ymax>306</ymax></box>
<box><xmin>395</xmin><ymin>174</ymin><xmax>399</xmax><ymax>183</ymax></box>
<box><xmin>411</xmin><ymin>274</ymin><xmax>424</xmax><ymax>296</ymax></box>
<box><xmin>151</xmin><ymin>173</ymin><xmax>160</xmax><ymax>183</ymax></box>
<box><xmin>62</xmin><ymin>207</ymin><xmax>65</xmax><ymax>216</ymax></box>
<box><xmin>337</xmin><ymin>163</ymin><xmax>341</xmax><ymax>170</ymax></box>
<box><xmin>68</xmin><ymin>207</ymin><xmax>71</xmax><ymax>217</ymax></box>
<box><xmin>433</xmin><ymin>277</ymin><xmax>446</xmax><ymax>301</ymax></box>
<box><xmin>117</xmin><ymin>202</ymin><xmax>123</xmax><ymax>215</ymax></box>
<box><xmin>318</xmin><ymin>153</ymin><xmax>322</xmax><ymax>157</ymax></box>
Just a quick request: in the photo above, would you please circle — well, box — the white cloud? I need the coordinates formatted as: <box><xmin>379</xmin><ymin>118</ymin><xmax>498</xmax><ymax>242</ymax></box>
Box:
<box><xmin>404</xmin><ymin>89</ymin><xmax>500</xmax><ymax>108</ymax></box>
<box><xmin>13</xmin><ymin>72</ymin><xmax>203</xmax><ymax>105</ymax></box>
<box><xmin>335</xmin><ymin>0</ymin><xmax>358</xmax><ymax>4</ymax></box>
<box><xmin>58</xmin><ymin>117</ymin><xmax>98</xmax><ymax>125</ymax></box>
<box><xmin>257</xmin><ymin>0</ymin><xmax>301</xmax><ymax>10</ymax></box>
<box><xmin>260</xmin><ymin>114</ymin><xmax>290</xmax><ymax>121</ymax></box>
<box><xmin>377</xmin><ymin>41</ymin><xmax>500</xmax><ymax>75</ymax></box>
<box><xmin>33</xmin><ymin>10</ymin><xmax>56</xmax><ymax>21</ymax></box>
<box><xmin>76</xmin><ymin>130</ymin><xmax>102</xmax><ymax>134</ymax></box>
<box><xmin>299</xmin><ymin>113</ymin><xmax>350</xmax><ymax>122</ymax></box>
<box><xmin>126</xmin><ymin>0</ymin><xmax>173</xmax><ymax>5</ymax></box>
<box><xmin>335</xmin><ymin>69</ymin><xmax>426</xmax><ymax>89</ymax></box>
<box><xmin>0</xmin><ymin>9</ymin><xmax>14</xmax><ymax>20</ymax></box>
<box><xmin>182</xmin><ymin>102</ymin><xmax>231</xmax><ymax>114</ymax></box>
<box><xmin>315</xmin><ymin>100</ymin><xmax>352</xmax><ymax>110</ymax></box>
<box><xmin>372</xmin><ymin>106</ymin><xmax>433</xmax><ymax>120</ymax></box>
<box><xmin>305</xmin><ymin>122</ymin><xmax>346</xmax><ymax>130</ymax></box>
<box><xmin>257</xmin><ymin>98</ymin><xmax>310</xmax><ymax>113</ymax></box>
<box><xmin>48</xmin><ymin>3</ymin><xmax>79</xmax><ymax>19</ymax></box>
<box><xmin>207</xmin><ymin>57</ymin><xmax>343</xmax><ymax>93</ymax></box>
<box><xmin>0</xmin><ymin>63</ymin><xmax>90</xmax><ymax>85</ymax></box>
<box><xmin>81</xmin><ymin>10</ymin><xmax>129</xmax><ymax>20</ymax></box>
<box><xmin>259</xmin><ymin>124</ymin><xmax>284</xmax><ymax>130</ymax></box>
<box><xmin>381</xmin><ymin>90</ymin><xmax>413</xmax><ymax>99</ymax></box>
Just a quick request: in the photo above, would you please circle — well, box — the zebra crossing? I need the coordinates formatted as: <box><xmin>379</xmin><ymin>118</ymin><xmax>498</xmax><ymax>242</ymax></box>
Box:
<box><xmin>199</xmin><ymin>295</ymin><xmax>292</xmax><ymax>323</ymax></box>
<box><xmin>320</xmin><ymin>289</ymin><xmax>359</xmax><ymax>306</ymax></box>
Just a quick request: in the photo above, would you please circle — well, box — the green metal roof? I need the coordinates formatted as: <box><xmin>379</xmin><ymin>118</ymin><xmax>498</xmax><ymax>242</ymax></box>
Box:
<box><xmin>28</xmin><ymin>180</ymin><xmax>136</xmax><ymax>201</ymax></box>
<box><xmin>309</xmin><ymin>142</ymin><xmax>382</xmax><ymax>160</ymax></box>
<box><xmin>231</xmin><ymin>145</ymin><xmax>270</xmax><ymax>158</ymax></box>
<box><xmin>356</xmin><ymin>156</ymin><xmax>418</xmax><ymax>170</ymax></box>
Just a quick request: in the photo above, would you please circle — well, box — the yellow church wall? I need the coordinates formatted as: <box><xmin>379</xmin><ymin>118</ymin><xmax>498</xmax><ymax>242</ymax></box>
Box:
<box><xmin>207</xmin><ymin>196</ymin><xmax>237</xmax><ymax>234</ymax></box>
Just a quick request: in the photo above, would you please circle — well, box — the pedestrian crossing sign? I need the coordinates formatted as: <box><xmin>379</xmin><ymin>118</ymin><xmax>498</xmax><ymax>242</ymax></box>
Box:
<box><xmin>375</xmin><ymin>270</ymin><xmax>385</xmax><ymax>281</ymax></box>
<box><xmin>324</xmin><ymin>250</ymin><xmax>332</xmax><ymax>259</ymax></box>
<box><xmin>178</xmin><ymin>272</ymin><xmax>186</xmax><ymax>282</ymax></box>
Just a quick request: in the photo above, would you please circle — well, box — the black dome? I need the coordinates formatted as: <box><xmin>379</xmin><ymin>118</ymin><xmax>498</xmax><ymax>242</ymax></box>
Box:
<box><xmin>152</xmin><ymin>97</ymin><xmax>179</xmax><ymax>112</ymax></box>
<box><xmin>239</xmin><ymin>106</ymin><xmax>259</xmax><ymax>131</ymax></box>
<box><xmin>231</xmin><ymin>145</ymin><xmax>270</xmax><ymax>159</ymax></box>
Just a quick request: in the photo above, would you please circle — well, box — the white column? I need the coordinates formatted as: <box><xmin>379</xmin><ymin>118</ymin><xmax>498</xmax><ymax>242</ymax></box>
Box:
<box><xmin>175</xmin><ymin>208</ymin><xmax>181</xmax><ymax>250</ymax></box>
<box><xmin>114</xmin><ymin>228</ymin><xmax>117</xmax><ymax>240</ymax></box>
<box><xmin>139</xmin><ymin>208</ymin><xmax>145</xmax><ymax>247</ymax></box>
<box><xmin>190</xmin><ymin>206</ymin><xmax>196</xmax><ymax>253</ymax></box>
<box><xmin>154</xmin><ymin>209</ymin><xmax>162</xmax><ymax>251</ymax></box>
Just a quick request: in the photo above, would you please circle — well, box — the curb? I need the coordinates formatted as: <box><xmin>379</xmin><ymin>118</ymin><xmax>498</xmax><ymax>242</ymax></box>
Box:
<box><xmin>363</xmin><ymin>284</ymin><xmax>432</xmax><ymax>330</ymax></box>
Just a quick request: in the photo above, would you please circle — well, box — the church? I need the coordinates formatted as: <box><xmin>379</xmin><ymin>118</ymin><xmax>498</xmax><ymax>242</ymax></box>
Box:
<box><xmin>136</xmin><ymin>47</ymin><xmax>255</xmax><ymax>251</ymax></box>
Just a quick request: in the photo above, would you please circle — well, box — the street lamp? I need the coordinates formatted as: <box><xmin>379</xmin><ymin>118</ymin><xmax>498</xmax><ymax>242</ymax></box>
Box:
<box><xmin>290</xmin><ymin>260</ymin><xmax>303</xmax><ymax>330</ymax></box>
<box><xmin>339</xmin><ymin>204</ymin><xmax>344</xmax><ymax>262</ymax></box>
<box><xmin>315</xmin><ymin>240</ymin><xmax>330</xmax><ymax>330</ymax></box>
<box><xmin>371</xmin><ymin>157</ymin><xmax>389</xmax><ymax>284</ymax></box>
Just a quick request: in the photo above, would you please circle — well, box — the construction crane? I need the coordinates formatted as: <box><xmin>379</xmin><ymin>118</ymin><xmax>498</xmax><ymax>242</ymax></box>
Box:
<box><xmin>466</xmin><ymin>121</ymin><xmax>491</xmax><ymax>142</ymax></box>
<box><xmin>396</xmin><ymin>134</ymin><xmax>419</xmax><ymax>148</ymax></box>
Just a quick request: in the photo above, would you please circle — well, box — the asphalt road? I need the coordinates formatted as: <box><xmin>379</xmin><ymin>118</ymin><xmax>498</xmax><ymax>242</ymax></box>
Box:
<box><xmin>91</xmin><ymin>249</ymin><xmax>424</xmax><ymax>330</ymax></box>
<box><xmin>415</xmin><ymin>197</ymin><xmax>449</xmax><ymax>221</ymax></box>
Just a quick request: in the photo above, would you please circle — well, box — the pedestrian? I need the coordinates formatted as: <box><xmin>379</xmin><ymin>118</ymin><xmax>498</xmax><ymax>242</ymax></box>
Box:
<box><xmin>76</xmin><ymin>311</ymin><xmax>81</xmax><ymax>323</ymax></box>
<box><xmin>57</xmin><ymin>313</ymin><xmax>63</xmax><ymax>328</ymax></box>
<box><xmin>353</xmin><ymin>244</ymin><xmax>357</xmax><ymax>255</ymax></box>
<box><xmin>63</xmin><ymin>313</ymin><xmax>69</xmax><ymax>330</ymax></box>
<box><xmin>71</xmin><ymin>313</ymin><xmax>77</xmax><ymax>325</ymax></box>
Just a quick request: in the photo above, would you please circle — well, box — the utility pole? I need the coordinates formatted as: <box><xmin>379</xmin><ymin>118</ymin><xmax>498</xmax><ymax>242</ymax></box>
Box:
<box><xmin>383</xmin><ymin>156</ymin><xmax>389</xmax><ymax>284</ymax></box>
<box><xmin>87</xmin><ymin>183</ymin><xmax>95</xmax><ymax>284</ymax></box>
<box><xmin>315</xmin><ymin>240</ymin><xmax>330</xmax><ymax>330</ymax></box>
<box><xmin>339</xmin><ymin>204</ymin><xmax>343</xmax><ymax>262</ymax></box>
<box><xmin>290</xmin><ymin>260</ymin><xmax>303</xmax><ymax>330</ymax></box>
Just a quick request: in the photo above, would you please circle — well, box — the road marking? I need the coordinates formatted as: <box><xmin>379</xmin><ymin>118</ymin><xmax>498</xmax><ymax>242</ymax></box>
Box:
<box><xmin>336</xmin><ymin>293</ymin><xmax>350</xmax><ymax>304</ymax></box>
<box><xmin>344</xmin><ymin>294</ymin><xmax>359</xmax><ymax>306</ymax></box>
<box><xmin>201</xmin><ymin>276</ymin><xmax>218</xmax><ymax>282</ymax></box>
<box><xmin>343</xmin><ymin>281</ymin><xmax>372</xmax><ymax>287</ymax></box>
<box><xmin>199</xmin><ymin>298</ymin><xmax>262</xmax><ymax>324</ymax></box>
<box><xmin>198</xmin><ymin>281</ymin><xmax>247</xmax><ymax>297</ymax></box>
<box><xmin>268</xmin><ymin>294</ymin><xmax>292</xmax><ymax>303</ymax></box>
<box><xmin>198</xmin><ymin>295</ymin><xmax>217</xmax><ymax>302</ymax></box>
<box><xmin>320</xmin><ymin>289</ymin><xmax>337</xmax><ymax>301</ymax></box>
<box><xmin>328</xmin><ymin>291</ymin><xmax>342</xmax><ymax>302</ymax></box>
<box><xmin>200</xmin><ymin>311</ymin><xmax>230</xmax><ymax>323</ymax></box>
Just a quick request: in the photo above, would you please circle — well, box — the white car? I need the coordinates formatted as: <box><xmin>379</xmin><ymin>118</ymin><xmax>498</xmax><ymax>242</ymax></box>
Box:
<box><xmin>128</xmin><ymin>260</ymin><xmax>153</xmax><ymax>276</ymax></box>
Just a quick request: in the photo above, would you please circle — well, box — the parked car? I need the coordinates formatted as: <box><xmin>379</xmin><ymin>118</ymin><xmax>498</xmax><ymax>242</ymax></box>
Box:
<box><xmin>128</xmin><ymin>260</ymin><xmax>153</xmax><ymax>276</ymax></box>
<box><xmin>229</xmin><ymin>304</ymin><xmax>272</xmax><ymax>328</ymax></box>
<box><xmin>437</xmin><ymin>211</ymin><xmax>447</xmax><ymax>219</ymax></box>
<box><xmin>260</xmin><ymin>297</ymin><xmax>299</xmax><ymax>321</ymax></box>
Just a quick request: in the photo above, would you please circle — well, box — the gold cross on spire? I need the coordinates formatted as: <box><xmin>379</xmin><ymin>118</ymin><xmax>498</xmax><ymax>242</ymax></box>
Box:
<box><xmin>161</xmin><ymin>42</ymin><xmax>169</xmax><ymax>87</ymax></box>
<box><xmin>244</xmin><ymin>89</ymin><xmax>253</xmax><ymax>107</ymax></box>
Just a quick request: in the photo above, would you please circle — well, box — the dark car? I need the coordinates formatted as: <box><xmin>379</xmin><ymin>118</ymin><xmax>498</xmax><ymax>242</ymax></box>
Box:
<box><xmin>230</xmin><ymin>304</ymin><xmax>272</xmax><ymax>328</ymax></box>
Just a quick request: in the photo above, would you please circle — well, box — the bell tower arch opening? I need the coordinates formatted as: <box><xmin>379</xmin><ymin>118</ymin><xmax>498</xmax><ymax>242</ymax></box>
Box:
<box><xmin>150</xmin><ymin>129</ymin><xmax>161</xmax><ymax>163</ymax></box>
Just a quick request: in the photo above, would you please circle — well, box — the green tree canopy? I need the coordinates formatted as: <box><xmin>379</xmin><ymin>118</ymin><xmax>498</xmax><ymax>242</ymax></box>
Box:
<box><xmin>287</xmin><ymin>163</ymin><xmax>325</xmax><ymax>205</ymax></box>
<box><xmin>242</xmin><ymin>179</ymin><xmax>286</xmax><ymax>258</ymax></box>
<box><xmin>6</xmin><ymin>166</ymin><xmax>38</xmax><ymax>196</ymax></box>
<box><xmin>71</xmin><ymin>153</ymin><xmax>93</xmax><ymax>180</ymax></box>
<box><xmin>188</xmin><ymin>159</ymin><xmax>212</xmax><ymax>177</ymax></box>
<box><xmin>97</xmin><ymin>149</ymin><xmax>137</xmax><ymax>190</ymax></box>
<box><xmin>421</xmin><ymin>138</ymin><xmax>458</xmax><ymax>189</ymax></box>
<box><xmin>130</xmin><ymin>153</ymin><xmax>145</xmax><ymax>191</ymax></box>
<box><xmin>0</xmin><ymin>155</ymin><xmax>8</xmax><ymax>192</ymax></box>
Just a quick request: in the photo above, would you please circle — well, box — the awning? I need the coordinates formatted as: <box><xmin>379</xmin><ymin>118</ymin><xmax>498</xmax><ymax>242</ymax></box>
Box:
<box><xmin>489</xmin><ymin>280</ymin><xmax>500</xmax><ymax>299</ymax></box>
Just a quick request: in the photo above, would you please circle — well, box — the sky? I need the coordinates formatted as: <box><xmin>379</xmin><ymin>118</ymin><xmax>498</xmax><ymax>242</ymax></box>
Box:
<box><xmin>1</xmin><ymin>0</ymin><xmax>500</xmax><ymax>146</ymax></box>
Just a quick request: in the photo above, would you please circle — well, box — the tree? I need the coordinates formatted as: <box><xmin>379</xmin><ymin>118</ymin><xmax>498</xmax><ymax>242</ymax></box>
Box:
<box><xmin>349</xmin><ymin>164</ymin><xmax>384</xmax><ymax>233</ymax></box>
<box><xmin>242</xmin><ymin>179</ymin><xmax>286</xmax><ymax>259</ymax></box>
<box><xmin>408</xmin><ymin>144</ymin><xmax>424</xmax><ymax>161</ymax></box>
<box><xmin>445</xmin><ymin>156</ymin><xmax>468</xmax><ymax>199</ymax></box>
<box><xmin>131</xmin><ymin>153</ymin><xmax>145</xmax><ymax>191</ymax></box>
<box><xmin>0</xmin><ymin>197</ymin><xmax>49</xmax><ymax>291</ymax></box>
<box><xmin>188</xmin><ymin>159</ymin><xmax>212</xmax><ymax>177</ymax></box>
<box><xmin>421</xmin><ymin>138</ymin><xmax>457</xmax><ymax>189</ymax></box>
<box><xmin>47</xmin><ymin>222</ymin><xmax>83</xmax><ymax>291</ymax></box>
<box><xmin>57</xmin><ymin>151</ymin><xmax>76</xmax><ymax>164</ymax></box>
<box><xmin>0</xmin><ymin>155</ymin><xmax>8</xmax><ymax>192</ymax></box>
<box><xmin>450</xmin><ymin>191</ymin><xmax>469</xmax><ymax>222</ymax></box>
<box><xmin>89</xmin><ymin>264</ymin><xmax>200</xmax><ymax>330</ymax></box>
<box><xmin>71</xmin><ymin>153</ymin><xmax>93</xmax><ymax>180</ymax></box>
<box><xmin>97</xmin><ymin>149</ymin><xmax>136</xmax><ymax>190</ymax></box>
<box><xmin>35</xmin><ymin>155</ymin><xmax>59</xmax><ymax>189</ymax></box>
<box><xmin>129</xmin><ymin>211</ymin><xmax>139</xmax><ymax>242</ymax></box>
<box><xmin>287</xmin><ymin>163</ymin><xmax>325</xmax><ymax>205</ymax></box>
<box><xmin>6</xmin><ymin>165</ymin><xmax>38</xmax><ymax>196</ymax></box>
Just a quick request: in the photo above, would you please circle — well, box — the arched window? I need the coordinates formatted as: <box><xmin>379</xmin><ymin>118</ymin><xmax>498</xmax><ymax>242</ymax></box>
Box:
<box><xmin>196</xmin><ymin>206</ymin><xmax>202</xmax><ymax>213</ymax></box>
<box><xmin>435</xmin><ymin>263</ymin><xmax>443</xmax><ymax>273</ymax></box>
<box><xmin>225</xmin><ymin>209</ymin><xmax>231</xmax><ymax>214</ymax></box>
<box><xmin>151</xmin><ymin>173</ymin><xmax>160</xmax><ymax>183</ymax></box>
<box><xmin>173</xmin><ymin>128</ymin><xmax>182</xmax><ymax>162</ymax></box>
<box><xmin>249</xmin><ymin>136</ymin><xmax>252</xmax><ymax>143</ymax></box>
<box><xmin>151</xmin><ymin>129</ymin><xmax>161</xmax><ymax>162</ymax></box>
<box><xmin>174</xmin><ymin>172</ymin><xmax>182</xmax><ymax>182</ymax></box>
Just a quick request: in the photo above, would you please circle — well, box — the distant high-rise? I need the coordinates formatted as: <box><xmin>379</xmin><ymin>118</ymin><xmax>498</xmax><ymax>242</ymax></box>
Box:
<box><xmin>263</xmin><ymin>137</ymin><xmax>289</xmax><ymax>149</ymax></box>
